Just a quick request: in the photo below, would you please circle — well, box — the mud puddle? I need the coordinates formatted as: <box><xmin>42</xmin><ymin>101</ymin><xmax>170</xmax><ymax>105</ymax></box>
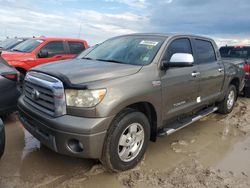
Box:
<box><xmin>0</xmin><ymin>97</ymin><xmax>250</xmax><ymax>188</ymax></box>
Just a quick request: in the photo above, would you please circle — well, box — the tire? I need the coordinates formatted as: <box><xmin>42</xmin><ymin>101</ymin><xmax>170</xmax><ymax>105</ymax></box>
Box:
<box><xmin>101</xmin><ymin>109</ymin><xmax>150</xmax><ymax>172</ymax></box>
<box><xmin>0</xmin><ymin>126</ymin><xmax>5</xmax><ymax>159</ymax></box>
<box><xmin>244</xmin><ymin>87</ymin><xmax>250</xmax><ymax>98</ymax></box>
<box><xmin>218</xmin><ymin>85</ymin><xmax>237</xmax><ymax>114</ymax></box>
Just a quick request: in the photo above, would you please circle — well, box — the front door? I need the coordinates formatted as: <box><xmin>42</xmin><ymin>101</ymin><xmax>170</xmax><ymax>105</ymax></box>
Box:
<box><xmin>35</xmin><ymin>41</ymin><xmax>69</xmax><ymax>67</ymax></box>
<box><xmin>161</xmin><ymin>38</ymin><xmax>200</xmax><ymax>122</ymax></box>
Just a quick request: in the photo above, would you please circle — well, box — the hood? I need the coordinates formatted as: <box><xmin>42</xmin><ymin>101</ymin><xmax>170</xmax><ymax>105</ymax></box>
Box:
<box><xmin>33</xmin><ymin>59</ymin><xmax>142</xmax><ymax>87</ymax></box>
<box><xmin>1</xmin><ymin>51</ymin><xmax>33</xmax><ymax>62</ymax></box>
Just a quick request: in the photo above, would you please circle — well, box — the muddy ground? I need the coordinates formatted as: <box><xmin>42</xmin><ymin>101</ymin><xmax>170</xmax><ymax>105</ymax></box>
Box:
<box><xmin>0</xmin><ymin>97</ymin><xmax>250</xmax><ymax>188</ymax></box>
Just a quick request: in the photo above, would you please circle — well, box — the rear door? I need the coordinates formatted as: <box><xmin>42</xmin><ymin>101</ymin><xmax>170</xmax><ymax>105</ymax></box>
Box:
<box><xmin>67</xmin><ymin>41</ymin><xmax>85</xmax><ymax>57</ymax></box>
<box><xmin>193</xmin><ymin>39</ymin><xmax>224</xmax><ymax>104</ymax></box>
<box><xmin>36</xmin><ymin>41</ymin><xmax>69</xmax><ymax>66</ymax></box>
<box><xmin>161</xmin><ymin>37</ymin><xmax>200</xmax><ymax>121</ymax></box>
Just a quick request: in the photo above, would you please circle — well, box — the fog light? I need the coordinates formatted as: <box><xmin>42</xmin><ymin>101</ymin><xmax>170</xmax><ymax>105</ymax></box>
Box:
<box><xmin>67</xmin><ymin>139</ymin><xmax>84</xmax><ymax>153</ymax></box>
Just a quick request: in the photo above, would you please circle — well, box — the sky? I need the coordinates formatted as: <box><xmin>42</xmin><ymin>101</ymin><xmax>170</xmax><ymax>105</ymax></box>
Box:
<box><xmin>0</xmin><ymin>0</ymin><xmax>250</xmax><ymax>46</ymax></box>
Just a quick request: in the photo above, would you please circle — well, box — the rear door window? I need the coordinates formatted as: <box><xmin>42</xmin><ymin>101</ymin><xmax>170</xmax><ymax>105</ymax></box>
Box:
<box><xmin>194</xmin><ymin>39</ymin><xmax>216</xmax><ymax>63</ymax></box>
<box><xmin>68</xmin><ymin>42</ymin><xmax>85</xmax><ymax>54</ymax></box>
<box><xmin>41</xmin><ymin>41</ymin><xmax>66</xmax><ymax>57</ymax></box>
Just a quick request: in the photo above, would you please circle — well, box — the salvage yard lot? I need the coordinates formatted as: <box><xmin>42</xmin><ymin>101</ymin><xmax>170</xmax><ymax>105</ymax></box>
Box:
<box><xmin>1</xmin><ymin>97</ymin><xmax>250</xmax><ymax>188</ymax></box>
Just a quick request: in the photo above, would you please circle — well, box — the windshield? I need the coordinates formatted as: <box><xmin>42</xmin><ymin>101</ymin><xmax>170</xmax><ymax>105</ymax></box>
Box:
<box><xmin>220</xmin><ymin>47</ymin><xmax>250</xmax><ymax>59</ymax></box>
<box><xmin>12</xmin><ymin>39</ymin><xmax>44</xmax><ymax>53</ymax></box>
<box><xmin>0</xmin><ymin>38</ymin><xmax>25</xmax><ymax>50</ymax></box>
<box><xmin>77</xmin><ymin>45</ymin><xmax>98</xmax><ymax>59</ymax></box>
<box><xmin>85</xmin><ymin>36</ymin><xmax>165</xmax><ymax>65</ymax></box>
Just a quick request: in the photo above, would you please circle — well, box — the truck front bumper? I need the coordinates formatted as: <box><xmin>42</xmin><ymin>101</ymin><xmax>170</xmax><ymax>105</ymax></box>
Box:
<box><xmin>18</xmin><ymin>96</ymin><xmax>114</xmax><ymax>159</ymax></box>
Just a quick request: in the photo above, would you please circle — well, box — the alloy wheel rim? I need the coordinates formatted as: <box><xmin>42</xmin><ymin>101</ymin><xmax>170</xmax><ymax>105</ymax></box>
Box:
<box><xmin>227</xmin><ymin>90</ymin><xmax>235</xmax><ymax>110</ymax></box>
<box><xmin>118</xmin><ymin>123</ymin><xmax>145</xmax><ymax>162</ymax></box>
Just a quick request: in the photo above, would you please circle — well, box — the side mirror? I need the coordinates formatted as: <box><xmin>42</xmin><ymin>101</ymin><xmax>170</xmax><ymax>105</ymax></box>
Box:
<box><xmin>163</xmin><ymin>53</ymin><xmax>194</xmax><ymax>68</ymax></box>
<box><xmin>38</xmin><ymin>49</ymin><xmax>49</xmax><ymax>58</ymax></box>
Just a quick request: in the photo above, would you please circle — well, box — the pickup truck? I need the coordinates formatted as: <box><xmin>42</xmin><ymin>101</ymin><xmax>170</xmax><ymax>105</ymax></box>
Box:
<box><xmin>18</xmin><ymin>34</ymin><xmax>245</xmax><ymax>172</ymax></box>
<box><xmin>219</xmin><ymin>46</ymin><xmax>250</xmax><ymax>97</ymax></box>
<box><xmin>1</xmin><ymin>37</ymin><xmax>89</xmax><ymax>79</ymax></box>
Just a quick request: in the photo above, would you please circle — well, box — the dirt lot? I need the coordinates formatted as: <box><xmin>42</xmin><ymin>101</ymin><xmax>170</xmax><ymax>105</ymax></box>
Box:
<box><xmin>0</xmin><ymin>97</ymin><xmax>250</xmax><ymax>188</ymax></box>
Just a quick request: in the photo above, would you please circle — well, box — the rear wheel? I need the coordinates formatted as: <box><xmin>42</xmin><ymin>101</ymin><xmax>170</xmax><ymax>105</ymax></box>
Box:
<box><xmin>101</xmin><ymin>109</ymin><xmax>150</xmax><ymax>172</ymax></box>
<box><xmin>218</xmin><ymin>85</ymin><xmax>237</xmax><ymax>114</ymax></box>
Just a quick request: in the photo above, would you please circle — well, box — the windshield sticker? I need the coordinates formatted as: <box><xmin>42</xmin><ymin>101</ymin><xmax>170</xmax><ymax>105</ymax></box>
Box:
<box><xmin>140</xmin><ymin>40</ymin><xmax>159</xmax><ymax>46</ymax></box>
<box><xmin>36</xmin><ymin>40</ymin><xmax>44</xmax><ymax>43</ymax></box>
<box><xmin>143</xmin><ymin>56</ymin><xmax>150</xmax><ymax>61</ymax></box>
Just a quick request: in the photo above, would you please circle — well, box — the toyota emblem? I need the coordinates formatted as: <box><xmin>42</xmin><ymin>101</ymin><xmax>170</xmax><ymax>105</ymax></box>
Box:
<box><xmin>31</xmin><ymin>89</ymin><xmax>40</xmax><ymax>100</ymax></box>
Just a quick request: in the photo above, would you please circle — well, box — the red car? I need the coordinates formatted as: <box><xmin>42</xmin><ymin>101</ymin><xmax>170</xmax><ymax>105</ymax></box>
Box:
<box><xmin>2</xmin><ymin>37</ymin><xmax>89</xmax><ymax>76</ymax></box>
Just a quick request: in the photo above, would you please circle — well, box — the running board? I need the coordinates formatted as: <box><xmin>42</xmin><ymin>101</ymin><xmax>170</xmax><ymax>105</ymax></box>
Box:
<box><xmin>158</xmin><ymin>106</ymin><xmax>218</xmax><ymax>137</ymax></box>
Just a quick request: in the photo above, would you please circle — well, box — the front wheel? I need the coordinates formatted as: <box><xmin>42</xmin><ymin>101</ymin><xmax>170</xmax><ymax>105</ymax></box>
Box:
<box><xmin>101</xmin><ymin>109</ymin><xmax>150</xmax><ymax>172</ymax></box>
<box><xmin>218</xmin><ymin>85</ymin><xmax>237</xmax><ymax>114</ymax></box>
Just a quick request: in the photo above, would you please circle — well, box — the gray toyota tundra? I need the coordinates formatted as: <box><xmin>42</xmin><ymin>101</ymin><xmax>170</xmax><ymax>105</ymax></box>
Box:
<box><xmin>18</xmin><ymin>34</ymin><xmax>245</xmax><ymax>172</ymax></box>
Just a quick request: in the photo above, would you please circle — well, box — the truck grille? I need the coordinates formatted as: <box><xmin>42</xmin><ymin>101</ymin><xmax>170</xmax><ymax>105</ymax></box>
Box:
<box><xmin>23</xmin><ymin>72</ymin><xmax>66</xmax><ymax>117</ymax></box>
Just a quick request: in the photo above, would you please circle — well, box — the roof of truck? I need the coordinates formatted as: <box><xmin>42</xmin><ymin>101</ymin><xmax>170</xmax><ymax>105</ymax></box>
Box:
<box><xmin>123</xmin><ymin>33</ymin><xmax>213</xmax><ymax>40</ymax></box>
<box><xmin>29</xmin><ymin>37</ymin><xmax>88</xmax><ymax>42</ymax></box>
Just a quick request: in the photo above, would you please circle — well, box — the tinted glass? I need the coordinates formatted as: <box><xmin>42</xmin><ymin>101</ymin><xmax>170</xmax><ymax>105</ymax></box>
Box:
<box><xmin>68</xmin><ymin>42</ymin><xmax>85</xmax><ymax>54</ymax></box>
<box><xmin>219</xmin><ymin>47</ymin><xmax>232</xmax><ymax>57</ymax></box>
<box><xmin>77</xmin><ymin>45</ymin><xmax>98</xmax><ymax>59</ymax></box>
<box><xmin>12</xmin><ymin>39</ymin><xmax>44</xmax><ymax>53</ymax></box>
<box><xmin>0</xmin><ymin>38</ymin><xmax>25</xmax><ymax>50</ymax></box>
<box><xmin>0</xmin><ymin>39</ymin><xmax>15</xmax><ymax>49</ymax></box>
<box><xmin>194</xmin><ymin>39</ymin><xmax>216</xmax><ymax>63</ymax></box>
<box><xmin>165</xmin><ymin>38</ymin><xmax>192</xmax><ymax>61</ymax></box>
<box><xmin>41</xmin><ymin>41</ymin><xmax>65</xmax><ymax>57</ymax></box>
<box><xmin>85</xmin><ymin>36</ymin><xmax>165</xmax><ymax>66</ymax></box>
<box><xmin>220</xmin><ymin>47</ymin><xmax>250</xmax><ymax>59</ymax></box>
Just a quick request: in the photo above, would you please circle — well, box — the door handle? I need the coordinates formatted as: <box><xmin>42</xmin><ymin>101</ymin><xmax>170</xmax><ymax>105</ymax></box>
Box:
<box><xmin>191</xmin><ymin>72</ymin><xmax>200</xmax><ymax>77</ymax></box>
<box><xmin>218</xmin><ymin>68</ymin><xmax>223</xmax><ymax>72</ymax></box>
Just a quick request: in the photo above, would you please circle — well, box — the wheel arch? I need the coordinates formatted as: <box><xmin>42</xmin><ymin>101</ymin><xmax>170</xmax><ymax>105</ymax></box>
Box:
<box><xmin>15</xmin><ymin>67</ymin><xmax>27</xmax><ymax>74</ymax></box>
<box><xmin>229</xmin><ymin>77</ymin><xmax>240</xmax><ymax>98</ymax></box>
<box><xmin>114</xmin><ymin>101</ymin><xmax>159</xmax><ymax>142</ymax></box>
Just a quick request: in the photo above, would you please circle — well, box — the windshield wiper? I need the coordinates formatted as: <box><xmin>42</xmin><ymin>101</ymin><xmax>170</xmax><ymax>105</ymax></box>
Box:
<box><xmin>81</xmin><ymin>57</ymin><xmax>95</xmax><ymax>60</ymax></box>
<box><xmin>96</xmin><ymin>59</ymin><xmax>126</xmax><ymax>64</ymax></box>
<box><xmin>11</xmin><ymin>49</ymin><xmax>23</xmax><ymax>52</ymax></box>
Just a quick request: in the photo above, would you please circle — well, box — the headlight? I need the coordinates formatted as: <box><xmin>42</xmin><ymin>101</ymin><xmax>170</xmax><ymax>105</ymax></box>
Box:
<box><xmin>65</xmin><ymin>89</ymin><xmax>106</xmax><ymax>108</ymax></box>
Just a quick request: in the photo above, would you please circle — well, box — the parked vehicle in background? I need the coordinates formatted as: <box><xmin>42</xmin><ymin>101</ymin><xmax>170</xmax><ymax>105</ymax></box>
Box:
<box><xmin>18</xmin><ymin>34</ymin><xmax>245</xmax><ymax>172</ymax></box>
<box><xmin>0</xmin><ymin>119</ymin><xmax>5</xmax><ymax>159</ymax></box>
<box><xmin>0</xmin><ymin>38</ymin><xmax>28</xmax><ymax>51</ymax></box>
<box><xmin>220</xmin><ymin>46</ymin><xmax>250</xmax><ymax>97</ymax></box>
<box><xmin>1</xmin><ymin>38</ymin><xmax>89</xmax><ymax>78</ymax></box>
<box><xmin>0</xmin><ymin>53</ymin><xmax>20</xmax><ymax>116</ymax></box>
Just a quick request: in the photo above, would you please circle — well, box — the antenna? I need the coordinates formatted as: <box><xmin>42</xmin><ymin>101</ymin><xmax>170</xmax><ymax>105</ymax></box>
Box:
<box><xmin>78</xmin><ymin>24</ymin><xmax>82</xmax><ymax>38</ymax></box>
